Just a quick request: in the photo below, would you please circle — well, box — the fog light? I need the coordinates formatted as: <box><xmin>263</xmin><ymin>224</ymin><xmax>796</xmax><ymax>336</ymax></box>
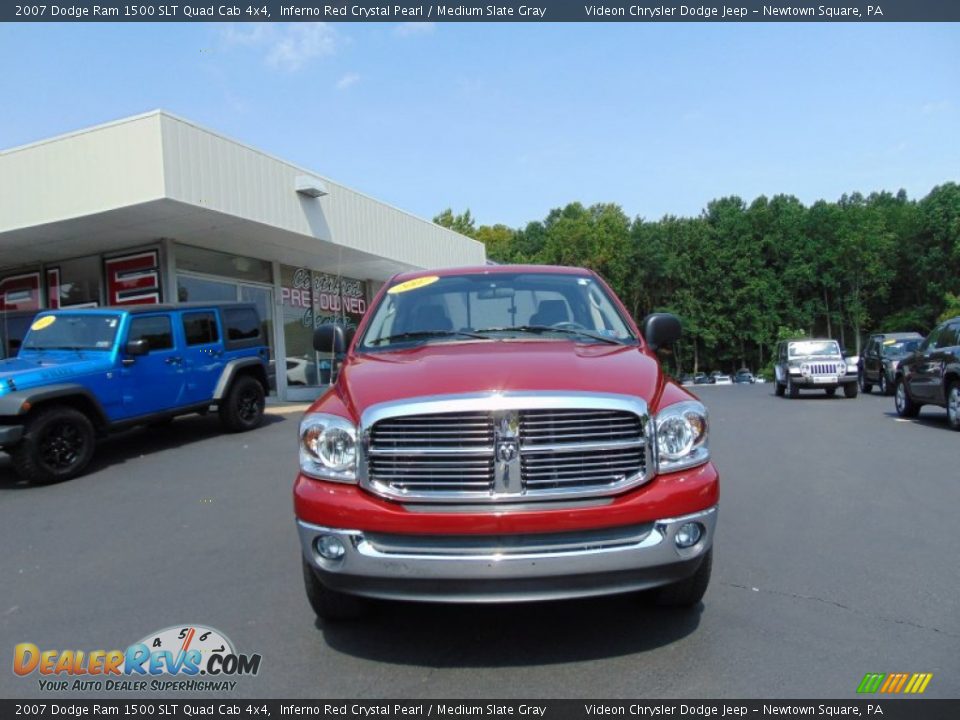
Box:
<box><xmin>675</xmin><ymin>522</ymin><xmax>703</xmax><ymax>549</ymax></box>
<box><xmin>315</xmin><ymin>535</ymin><xmax>346</xmax><ymax>560</ymax></box>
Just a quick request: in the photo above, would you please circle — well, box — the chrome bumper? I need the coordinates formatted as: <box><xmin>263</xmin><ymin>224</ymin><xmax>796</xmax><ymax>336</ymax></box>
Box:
<box><xmin>298</xmin><ymin>506</ymin><xmax>716</xmax><ymax>603</ymax></box>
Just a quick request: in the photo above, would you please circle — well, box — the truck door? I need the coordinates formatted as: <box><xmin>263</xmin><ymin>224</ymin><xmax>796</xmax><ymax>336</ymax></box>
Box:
<box><xmin>179</xmin><ymin>310</ymin><xmax>224</xmax><ymax>404</ymax></box>
<box><xmin>120</xmin><ymin>313</ymin><xmax>186</xmax><ymax>417</ymax></box>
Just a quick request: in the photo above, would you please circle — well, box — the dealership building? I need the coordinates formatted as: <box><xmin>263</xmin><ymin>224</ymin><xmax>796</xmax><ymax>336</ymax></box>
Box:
<box><xmin>0</xmin><ymin>111</ymin><xmax>485</xmax><ymax>400</ymax></box>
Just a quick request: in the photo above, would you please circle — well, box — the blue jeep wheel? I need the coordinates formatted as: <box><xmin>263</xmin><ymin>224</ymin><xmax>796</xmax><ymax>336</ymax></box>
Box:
<box><xmin>219</xmin><ymin>375</ymin><xmax>265</xmax><ymax>432</ymax></box>
<box><xmin>12</xmin><ymin>405</ymin><xmax>96</xmax><ymax>484</ymax></box>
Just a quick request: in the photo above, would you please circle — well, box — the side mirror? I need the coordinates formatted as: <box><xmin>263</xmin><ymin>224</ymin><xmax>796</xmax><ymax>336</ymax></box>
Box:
<box><xmin>344</xmin><ymin>327</ymin><xmax>356</xmax><ymax>351</ymax></box>
<box><xmin>313</xmin><ymin>324</ymin><xmax>345</xmax><ymax>354</ymax></box>
<box><xmin>125</xmin><ymin>339</ymin><xmax>149</xmax><ymax>356</ymax></box>
<box><xmin>642</xmin><ymin>313</ymin><xmax>682</xmax><ymax>351</ymax></box>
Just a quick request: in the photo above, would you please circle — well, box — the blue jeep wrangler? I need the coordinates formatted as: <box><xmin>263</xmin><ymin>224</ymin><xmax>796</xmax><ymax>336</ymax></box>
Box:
<box><xmin>0</xmin><ymin>303</ymin><xmax>270</xmax><ymax>483</ymax></box>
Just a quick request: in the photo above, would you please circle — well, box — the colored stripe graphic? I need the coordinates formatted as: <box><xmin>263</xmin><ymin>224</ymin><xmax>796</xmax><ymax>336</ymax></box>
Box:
<box><xmin>857</xmin><ymin>674</ymin><xmax>885</xmax><ymax>693</ymax></box>
<box><xmin>857</xmin><ymin>672</ymin><xmax>932</xmax><ymax>694</ymax></box>
<box><xmin>904</xmin><ymin>673</ymin><xmax>933</xmax><ymax>694</ymax></box>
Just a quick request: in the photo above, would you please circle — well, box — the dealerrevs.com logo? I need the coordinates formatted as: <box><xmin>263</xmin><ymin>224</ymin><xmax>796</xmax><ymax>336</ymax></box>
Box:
<box><xmin>13</xmin><ymin>625</ymin><xmax>262</xmax><ymax>693</ymax></box>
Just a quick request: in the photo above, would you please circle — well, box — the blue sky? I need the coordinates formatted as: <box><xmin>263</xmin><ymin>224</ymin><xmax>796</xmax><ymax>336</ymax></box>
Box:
<box><xmin>0</xmin><ymin>22</ymin><xmax>957</xmax><ymax>227</ymax></box>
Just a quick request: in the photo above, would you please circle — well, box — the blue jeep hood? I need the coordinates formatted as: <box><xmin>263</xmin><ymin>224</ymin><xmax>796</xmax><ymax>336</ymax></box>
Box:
<box><xmin>0</xmin><ymin>352</ymin><xmax>113</xmax><ymax>393</ymax></box>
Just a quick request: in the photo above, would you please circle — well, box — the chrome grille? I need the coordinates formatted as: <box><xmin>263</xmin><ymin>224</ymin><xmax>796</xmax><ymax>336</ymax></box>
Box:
<box><xmin>805</xmin><ymin>362</ymin><xmax>843</xmax><ymax>375</ymax></box>
<box><xmin>519</xmin><ymin>409</ymin><xmax>642</xmax><ymax>445</ymax></box>
<box><xmin>370</xmin><ymin>412</ymin><xmax>493</xmax><ymax>448</ymax></box>
<box><xmin>365</xmin><ymin>400</ymin><xmax>649</xmax><ymax>502</ymax></box>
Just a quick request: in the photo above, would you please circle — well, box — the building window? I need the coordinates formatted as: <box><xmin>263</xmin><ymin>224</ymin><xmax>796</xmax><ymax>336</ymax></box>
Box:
<box><xmin>183</xmin><ymin>312</ymin><xmax>219</xmax><ymax>346</ymax></box>
<box><xmin>175</xmin><ymin>245</ymin><xmax>272</xmax><ymax>285</ymax></box>
<box><xmin>177</xmin><ymin>275</ymin><xmax>237</xmax><ymax>303</ymax></box>
<box><xmin>280</xmin><ymin>265</ymin><xmax>368</xmax><ymax>388</ymax></box>
<box><xmin>53</xmin><ymin>256</ymin><xmax>102</xmax><ymax>308</ymax></box>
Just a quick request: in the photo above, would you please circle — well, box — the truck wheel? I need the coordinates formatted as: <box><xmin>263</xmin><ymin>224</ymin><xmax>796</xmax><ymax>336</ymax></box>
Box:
<box><xmin>844</xmin><ymin>382</ymin><xmax>859</xmax><ymax>399</ymax></box>
<box><xmin>774</xmin><ymin>382</ymin><xmax>785</xmax><ymax>397</ymax></box>
<box><xmin>787</xmin><ymin>376</ymin><xmax>799</xmax><ymax>399</ymax></box>
<box><xmin>878</xmin><ymin>373</ymin><xmax>890</xmax><ymax>396</ymax></box>
<box><xmin>859</xmin><ymin>373</ymin><xmax>872</xmax><ymax>394</ymax></box>
<box><xmin>302</xmin><ymin>559</ymin><xmax>367</xmax><ymax>620</ymax></box>
<box><xmin>12</xmin><ymin>406</ymin><xmax>96</xmax><ymax>484</ymax></box>
<box><xmin>895</xmin><ymin>378</ymin><xmax>920</xmax><ymax>418</ymax></box>
<box><xmin>825</xmin><ymin>387</ymin><xmax>837</xmax><ymax>397</ymax></box>
<box><xmin>219</xmin><ymin>375</ymin><xmax>265</xmax><ymax>432</ymax></box>
<box><xmin>947</xmin><ymin>382</ymin><xmax>960</xmax><ymax>431</ymax></box>
<box><xmin>654</xmin><ymin>549</ymin><xmax>712</xmax><ymax>608</ymax></box>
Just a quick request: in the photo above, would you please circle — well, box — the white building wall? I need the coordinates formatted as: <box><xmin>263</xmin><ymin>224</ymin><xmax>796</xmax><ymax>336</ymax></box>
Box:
<box><xmin>0</xmin><ymin>115</ymin><xmax>166</xmax><ymax>233</ymax></box>
<box><xmin>158</xmin><ymin>113</ymin><xmax>485</xmax><ymax>270</ymax></box>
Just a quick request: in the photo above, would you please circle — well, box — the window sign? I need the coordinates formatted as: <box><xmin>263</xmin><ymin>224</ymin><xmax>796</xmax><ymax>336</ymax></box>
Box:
<box><xmin>0</xmin><ymin>271</ymin><xmax>41</xmax><ymax>311</ymax></box>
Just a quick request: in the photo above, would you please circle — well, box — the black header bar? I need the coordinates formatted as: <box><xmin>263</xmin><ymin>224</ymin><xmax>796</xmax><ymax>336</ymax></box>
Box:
<box><xmin>3</xmin><ymin>700</ymin><xmax>960</xmax><ymax>720</ymax></box>
<box><xmin>3</xmin><ymin>0</ymin><xmax>960</xmax><ymax>22</ymax></box>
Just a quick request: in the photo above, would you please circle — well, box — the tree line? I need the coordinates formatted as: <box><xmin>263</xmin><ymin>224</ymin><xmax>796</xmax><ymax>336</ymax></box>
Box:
<box><xmin>434</xmin><ymin>182</ymin><xmax>960</xmax><ymax>375</ymax></box>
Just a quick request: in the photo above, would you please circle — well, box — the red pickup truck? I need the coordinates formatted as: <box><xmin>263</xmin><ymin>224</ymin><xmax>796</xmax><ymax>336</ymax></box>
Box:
<box><xmin>294</xmin><ymin>265</ymin><xmax>718</xmax><ymax>619</ymax></box>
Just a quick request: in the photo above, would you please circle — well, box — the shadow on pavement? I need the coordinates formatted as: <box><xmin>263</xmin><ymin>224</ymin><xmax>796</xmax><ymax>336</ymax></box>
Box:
<box><xmin>319</xmin><ymin>594</ymin><xmax>703</xmax><ymax>666</ymax></box>
<box><xmin>0</xmin><ymin>412</ymin><xmax>287</xmax><ymax>489</ymax></box>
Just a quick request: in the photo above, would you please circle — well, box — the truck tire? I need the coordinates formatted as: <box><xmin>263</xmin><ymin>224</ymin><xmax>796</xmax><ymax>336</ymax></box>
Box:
<box><xmin>946</xmin><ymin>381</ymin><xmax>960</xmax><ymax>431</ymax></box>
<box><xmin>843</xmin><ymin>382</ymin><xmax>859</xmax><ymax>399</ymax></box>
<box><xmin>774</xmin><ymin>382</ymin><xmax>785</xmax><ymax>397</ymax></box>
<box><xmin>12</xmin><ymin>406</ymin><xmax>96</xmax><ymax>484</ymax></box>
<box><xmin>894</xmin><ymin>378</ymin><xmax>920</xmax><ymax>418</ymax></box>
<box><xmin>302</xmin><ymin>559</ymin><xmax>367</xmax><ymax>620</ymax></box>
<box><xmin>787</xmin><ymin>376</ymin><xmax>799</xmax><ymax>399</ymax></box>
<box><xmin>654</xmin><ymin>549</ymin><xmax>712</xmax><ymax>608</ymax></box>
<box><xmin>219</xmin><ymin>375</ymin><xmax>265</xmax><ymax>432</ymax></box>
<box><xmin>859</xmin><ymin>373</ymin><xmax>872</xmax><ymax>394</ymax></box>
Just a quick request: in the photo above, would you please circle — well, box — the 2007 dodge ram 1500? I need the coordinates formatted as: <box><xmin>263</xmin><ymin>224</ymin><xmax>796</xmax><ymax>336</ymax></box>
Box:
<box><xmin>294</xmin><ymin>265</ymin><xmax>718</xmax><ymax>619</ymax></box>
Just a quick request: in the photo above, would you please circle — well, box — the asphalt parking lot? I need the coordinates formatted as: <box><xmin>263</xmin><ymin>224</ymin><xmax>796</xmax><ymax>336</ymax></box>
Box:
<box><xmin>1</xmin><ymin>386</ymin><xmax>958</xmax><ymax>699</ymax></box>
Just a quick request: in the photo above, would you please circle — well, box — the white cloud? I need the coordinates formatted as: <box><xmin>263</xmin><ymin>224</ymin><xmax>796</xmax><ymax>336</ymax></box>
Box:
<box><xmin>921</xmin><ymin>100</ymin><xmax>952</xmax><ymax>115</ymax></box>
<box><xmin>394</xmin><ymin>22</ymin><xmax>436</xmax><ymax>37</ymax></box>
<box><xmin>222</xmin><ymin>23</ymin><xmax>338</xmax><ymax>72</ymax></box>
<box><xmin>336</xmin><ymin>72</ymin><xmax>361</xmax><ymax>90</ymax></box>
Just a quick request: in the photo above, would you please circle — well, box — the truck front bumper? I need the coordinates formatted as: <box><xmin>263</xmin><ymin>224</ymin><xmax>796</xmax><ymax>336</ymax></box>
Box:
<box><xmin>0</xmin><ymin>424</ymin><xmax>23</xmax><ymax>448</ymax></box>
<box><xmin>789</xmin><ymin>372</ymin><xmax>858</xmax><ymax>389</ymax></box>
<box><xmin>297</xmin><ymin>505</ymin><xmax>716</xmax><ymax>603</ymax></box>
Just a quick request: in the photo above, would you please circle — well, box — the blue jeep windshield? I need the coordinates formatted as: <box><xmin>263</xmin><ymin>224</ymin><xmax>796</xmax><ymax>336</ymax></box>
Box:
<box><xmin>360</xmin><ymin>272</ymin><xmax>637</xmax><ymax>350</ymax></box>
<box><xmin>22</xmin><ymin>314</ymin><xmax>121</xmax><ymax>351</ymax></box>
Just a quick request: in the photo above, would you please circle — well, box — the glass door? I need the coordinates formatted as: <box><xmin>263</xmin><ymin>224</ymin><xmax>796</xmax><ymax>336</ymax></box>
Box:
<box><xmin>239</xmin><ymin>284</ymin><xmax>276</xmax><ymax>393</ymax></box>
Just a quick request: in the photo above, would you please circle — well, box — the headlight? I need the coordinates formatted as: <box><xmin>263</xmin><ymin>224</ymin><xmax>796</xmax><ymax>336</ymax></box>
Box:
<box><xmin>655</xmin><ymin>400</ymin><xmax>709</xmax><ymax>473</ymax></box>
<box><xmin>299</xmin><ymin>413</ymin><xmax>358</xmax><ymax>483</ymax></box>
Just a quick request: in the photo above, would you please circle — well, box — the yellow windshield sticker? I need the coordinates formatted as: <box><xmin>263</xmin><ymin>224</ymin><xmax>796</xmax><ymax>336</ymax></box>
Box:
<box><xmin>883</xmin><ymin>339</ymin><xmax>897</xmax><ymax>345</ymax></box>
<box><xmin>387</xmin><ymin>276</ymin><xmax>440</xmax><ymax>294</ymax></box>
<box><xmin>30</xmin><ymin>316</ymin><xmax>56</xmax><ymax>331</ymax></box>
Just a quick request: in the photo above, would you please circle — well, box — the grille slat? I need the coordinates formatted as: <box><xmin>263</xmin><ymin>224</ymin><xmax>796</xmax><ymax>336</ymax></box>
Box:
<box><xmin>366</xmin><ymin>405</ymin><xmax>647</xmax><ymax>501</ymax></box>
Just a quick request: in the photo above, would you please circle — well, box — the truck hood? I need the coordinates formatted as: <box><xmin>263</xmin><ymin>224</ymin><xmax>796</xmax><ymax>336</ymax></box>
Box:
<box><xmin>0</xmin><ymin>352</ymin><xmax>113</xmax><ymax>393</ymax></box>
<box><xmin>336</xmin><ymin>341</ymin><xmax>665</xmax><ymax>419</ymax></box>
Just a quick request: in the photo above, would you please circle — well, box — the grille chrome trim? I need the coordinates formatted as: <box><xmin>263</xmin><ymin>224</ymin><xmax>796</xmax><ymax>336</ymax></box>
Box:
<box><xmin>359</xmin><ymin>392</ymin><xmax>652</xmax><ymax>504</ymax></box>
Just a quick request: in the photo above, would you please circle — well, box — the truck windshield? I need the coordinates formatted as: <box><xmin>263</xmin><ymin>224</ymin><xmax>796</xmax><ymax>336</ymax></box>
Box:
<box><xmin>788</xmin><ymin>341</ymin><xmax>840</xmax><ymax>358</ymax></box>
<box><xmin>21</xmin><ymin>314</ymin><xmax>121</xmax><ymax>351</ymax></box>
<box><xmin>360</xmin><ymin>272</ymin><xmax>637</xmax><ymax>350</ymax></box>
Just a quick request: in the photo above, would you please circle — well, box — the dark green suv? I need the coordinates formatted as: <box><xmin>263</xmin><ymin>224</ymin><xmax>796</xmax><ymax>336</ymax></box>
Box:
<box><xmin>894</xmin><ymin>317</ymin><xmax>960</xmax><ymax>430</ymax></box>
<box><xmin>859</xmin><ymin>332</ymin><xmax>923</xmax><ymax>396</ymax></box>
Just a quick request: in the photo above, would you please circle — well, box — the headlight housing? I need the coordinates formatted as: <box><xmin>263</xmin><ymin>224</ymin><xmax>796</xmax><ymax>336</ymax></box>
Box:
<box><xmin>655</xmin><ymin>400</ymin><xmax>709</xmax><ymax>473</ymax></box>
<box><xmin>299</xmin><ymin>413</ymin><xmax>358</xmax><ymax>483</ymax></box>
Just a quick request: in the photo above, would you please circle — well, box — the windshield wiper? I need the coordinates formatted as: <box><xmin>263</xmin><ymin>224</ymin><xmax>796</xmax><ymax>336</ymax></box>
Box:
<box><xmin>474</xmin><ymin>325</ymin><xmax>624</xmax><ymax>345</ymax></box>
<box><xmin>367</xmin><ymin>330</ymin><xmax>489</xmax><ymax>346</ymax></box>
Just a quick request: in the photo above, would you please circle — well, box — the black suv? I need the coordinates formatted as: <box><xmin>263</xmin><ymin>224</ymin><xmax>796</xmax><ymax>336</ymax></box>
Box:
<box><xmin>859</xmin><ymin>332</ymin><xmax>924</xmax><ymax>396</ymax></box>
<box><xmin>894</xmin><ymin>317</ymin><xmax>960</xmax><ymax>430</ymax></box>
